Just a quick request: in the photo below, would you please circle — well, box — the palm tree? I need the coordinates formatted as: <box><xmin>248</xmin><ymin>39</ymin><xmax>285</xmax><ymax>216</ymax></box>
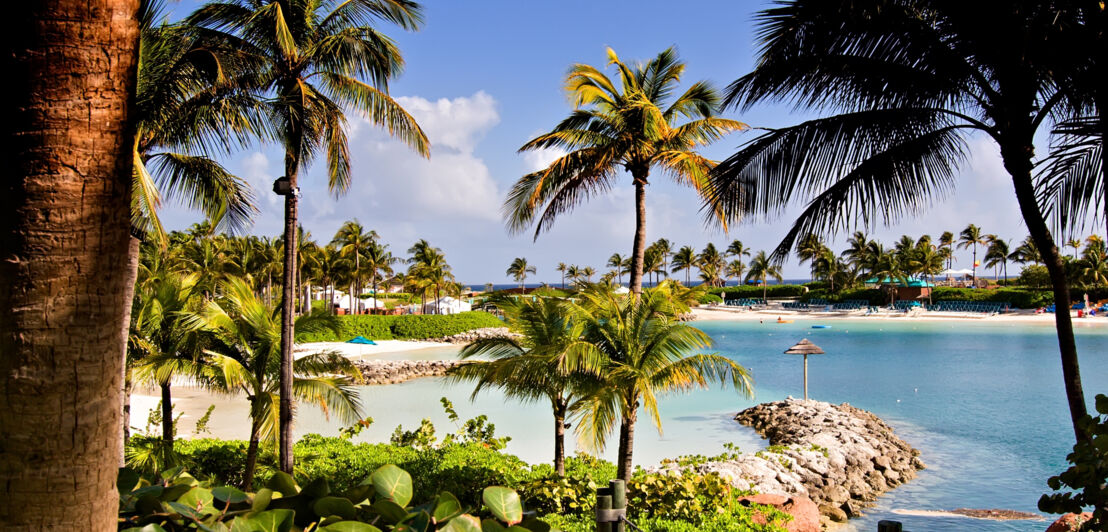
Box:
<box><xmin>985</xmin><ymin>237</ymin><xmax>1011</xmax><ymax>284</ymax></box>
<box><xmin>364</xmin><ymin>241</ymin><xmax>398</xmax><ymax>311</ymax></box>
<box><xmin>316</xmin><ymin>245</ymin><xmax>349</xmax><ymax>314</ymax></box>
<box><xmin>446</xmin><ymin>297</ymin><xmax>592</xmax><ymax>476</ymax></box>
<box><xmin>651</xmin><ymin>238</ymin><xmax>674</xmax><ymax>279</ymax></box>
<box><xmin>702</xmin><ymin>1</ymin><xmax>1092</xmax><ymax>440</ymax></box>
<box><xmin>725</xmin><ymin>260</ymin><xmax>746</xmax><ymax>285</ymax></box>
<box><xmin>1080</xmin><ymin>237</ymin><xmax>1108</xmax><ymax>287</ymax></box>
<box><xmin>555</xmin><ymin>262</ymin><xmax>569</xmax><ymax>290</ymax></box>
<box><xmin>506</xmin><ymin>257</ymin><xmax>537</xmax><ymax>289</ymax></box>
<box><xmin>333</xmin><ymin>221</ymin><xmax>378</xmax><ymax>314</ymax></box>
<box><xmin>565</xmin><ymin>285</ymin><xmax>753</xmax><ymax>481</ymax></box>
<box><xmin>671</xmin><ymin>245</ymin><xmax>698</xmax><ymax>285</ymax></box>
<box><xmin>607</xmin><ymin>253</ymin><xmax>628</xmax><ymax>286</ymax></box>
<box><xmin>842</xmin><ymin>232</ymin><xmax>872</xmax><ymax>270</ymax></box>
<box><xmin>189</xmin><ymin>0</ymin><xmax>430</xmax><ymax>473</ymax></box>
<box><xmin>408</xmin><ymin>241</ymin><xmax>454</xmax><ymax>314</ymax></box>
<box><xmin>726</xmin><ymin>239</ymin><xmax>752</xmax><ymax>261</ymax></box>
<box><xmin>795</xmin><ymin>234</ymin><xmax>827</xmax><ymax>282</ymax></box>
<box><xmin>2</xmin><ymin>2</ymin><xmax>141</xmax><ymax>528</ymax></box>
<box><xmin>643</xmin><ymin>247</ymin><xmax>666</xmax><ymax>286</ymax></box>
<box><xmin>566</xmin><ymin>265</ymin><xmax>583</xmax><ymax>287</ymax></box>
<box><xmin>958</xmin><ymin>225</ymin><xmax>987</xmax><ymax>283</ymax></box>
<box><xmin>1009</xmin><ymin>236</ymin><xmax>1043</xmax><ymax>267</ymax></box>
<box><xmin>182</xmin><ymin>277</ymin><xmax>362</xmax><ymax>488</ymax></box>
<box><xmin>505</xmin><ymin>47</ymin><xmax>746</xmax><ymax>295</ymax></box>
<box><xmin>745</xmin><ymin>251</ymin><xmax>783</xmax><ymax>300</ymax></box>
<box><xmin>581</xmin><ymin>267</ymin><xmax>596</xmax><ymax>283</ymax></box>
<box><xmin>939</xmin><ymin>231</ymin><xmax>956</xmax><ymax>270</ymax></box>
<box><xmin>1068</xmin><ymin>238</ymin><xmax>1083</xmax><ymax>260</ymax></box>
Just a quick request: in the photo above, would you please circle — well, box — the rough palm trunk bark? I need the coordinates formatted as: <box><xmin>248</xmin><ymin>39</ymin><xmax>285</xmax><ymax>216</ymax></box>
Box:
<box><xmin>1004</xmin><ymin>139</ymin><xmax>1089</xmax><ymax>442</ymax></box>
<box><xmin>628</xmin><ymin>178</ymin><xmax>648</xmax><ymax>295</ymax></box>
<box><xmin>1</xmin><ymin>1</ymin><xmax>139</xmax><ymax>528</ymax></box>
<box><xmin>279</xmin><ymin>147</ymin><xmax>300</xmax><ymax>474</ymax></box>
<box><xmin>160</xmin><ymin>382</ymin><xmax>174</xmax><ymax>458</ymax></box>
<box><xmin>121</xmin><ymin>234</ymin><xmax>141</xmax><ymax>449</ymax></box>
<box><xmin>616</xmin><ymin>407</ymin><xmax>638</xmax><ymax>482</ymax></box>
<box><xmin>553</xmin><ymin>398</ymin><xmax>566</xmax><ymax>477</ymax></box>
<box><xmin>242</xmin><ymin>400</ymin><xmax>262</xmax><ymax>490</ymax></box>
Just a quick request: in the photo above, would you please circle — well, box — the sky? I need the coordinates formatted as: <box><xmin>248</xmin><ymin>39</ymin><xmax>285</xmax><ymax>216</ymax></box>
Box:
<box><xmin>160</xmin><ymin>0</ymin><xmax>1033</xmax><ymax>284</ymax></box>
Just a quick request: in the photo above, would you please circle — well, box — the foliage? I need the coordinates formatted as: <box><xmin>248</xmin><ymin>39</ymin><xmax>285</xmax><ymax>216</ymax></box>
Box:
<box><xmin>696</xmin><ymin>293</ymin><xmax>723</xmax><ymax>304</ymax></box>
<box><xmin>296</xmin><ymin>312</ymin><xmax>504</xmax><ymax>342</ymax></box>
<box><xmin>709</xmin><ymin>285</ymin><xmax>807</xmax><ymax>299</ymax></box>
<box><xmin>117</xmin><ymin>463</ymin><xmax>549</xmax><ymax>532</ymax></box>
<box><xmin>930</xmin><ymin>287</ymin><xmax>1053</xmax><ymax>309</ymax></box>
<box><xmin>1018</xmin><ymin>265</ymin><xmax>1052</xmax><ymax>288</ymax></box>
<box><xmin>1039</xmin><ymin>394</ymin><xmax>1108</xmax><ymax>530</ymax></box>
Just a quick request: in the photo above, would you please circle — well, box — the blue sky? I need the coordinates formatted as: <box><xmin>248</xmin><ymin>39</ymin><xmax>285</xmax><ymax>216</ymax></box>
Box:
<box><xmin>161</xmin><ymin>0</ymin><xmax>1030</xmax><ymax>283</ymax></box>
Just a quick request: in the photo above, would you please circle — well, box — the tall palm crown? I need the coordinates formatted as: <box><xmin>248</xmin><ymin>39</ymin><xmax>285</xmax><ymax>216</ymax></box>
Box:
<box><xmin>607</xmin><ymin>253</ymin><xmax>628</xmax><ymax>285</ymax></box>
<box><xmin>701</xmin><ymin>0</ymin><xmax>1092</xmax><ymax>440</ymax></box>
<box><xmin>671</xmin><ymin>245</ymin><xmax>698</xmax><ymax>285</ymax></box>
<box><xmin>333</xmin><ymin>220</ymin><xmax>378</xmax><ymax>313</ymax></box>
<box><xmin>745</xmin><ymin>251</ymin><xmax>783</xmax><ymax>300</ymax></box>
<box><xmin>188</xmin><ymin>0</ymin><xmax>430</xmax><ymax>471</ymax></box>
<box><xmin>506</xmin><ymin>257</ymin><xmax>537</xmax><ymax>289</ymax></box>
<box><xmin>958</xmin><ymin>224</ymin><xmax>987</xmax><ymax>282</ymax></box>
<box><xmin>505</xmin><ymin>47</ymin><xmax>746</xmax><ymax>294</ymax></box>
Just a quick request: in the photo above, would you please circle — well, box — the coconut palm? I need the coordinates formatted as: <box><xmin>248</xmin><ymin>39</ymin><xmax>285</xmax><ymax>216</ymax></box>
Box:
<box><xmin>316</xmin><ymin>245</ymin><xmax>350</xmax><ymax>313</ymax></box>
<box><xmin>651</xmin><ymin>238</ymin><xmax>674</xmax><ymax>279</ymax></box>
<box><xmin>555</xmin><ymin>262</ymin><xmax>569</xmax><ymax>290</ymax></box>
<box><xmin>725</xmin><ymin>260</ymin><xmax>746</xmax><ymax>284</ymax></box>
<box><xmin>842</xmin><ymin>232</ymin><xmax>872</xmax><ymax>270</ymax></box>
<box><xmin>985</xmin><ymin>237</ymin><xmax>1011</xmax><ymax>283</ymax></box>
<box><xmin>1009</xmin><ymin>236</ymin><xmax>1043</xmax><ymax>266</ymax></box>
<box><xmin>564</xmin><ymin>285</ymin><xmax>753</xmax><ymax>481</ymax></box>
<box><xmin>333</xmin><ymin>221</ymin><xmax>378</xmax><ymax>314</ymax></box>
<box><xmin>1079</xmin><ymin>237</ymin><xmax>1108</xmax><ymax>287</ymax></box>
<box><xmin>958</xmin><ymin>225</ymin><xmax>987</xmax><ymax>283</ymax></box>
<box><xmin>745</xmin><ymin>251</ymin><xmax>782</xmax><ymax>300</ymax></box>
<box><xmin>702</xmin><ymin>1</ymin><xmax>1092</xmax><ymax>439</ymax></box>
<box><xmin>939</xmin><ymin>231</ymin><xmax>955</xmax><ymax>270</ymax></box>
<box><xmin>505</xmin><ymin>47</ymin><xmax>746</xmax><ymax>294</ymax></box>
<box><xmin>643</xmin><ymin>247</ymin><xmax>666</xmax><ymax>286</ymax></box>
<box><xmin>446</xmin><ymin>296</ymin><xmax>593</xmax><ymax>476</ymax></box>
<box><xmin>795</xmin><ymin>234</ymin><xmax>827</xmax><ymax>282</ymax></box>
<box><xmin>581</xmin><ymin>267</ymin><xmax>596</xmax><ymax>283</ymax></box>
<box><xmin>607</xmin><ymin>253</ymin><xmax>629</xmax><ymax>286</ymax></box>
<box><xmin>408</xmin><ymin>242</ymin><xmax>454</xmax><ymax>314</ymax></box>
<box><xmin>181</xmin><ymin>276</ymin><xmax>361</xmax><ymax>488</ymax></box>
<box><xmin>506</xmin><ymin>257</ymin><xmax>537</xmax><ymax>289</ymax></box>
<box><xmin>1068</xmin><ymin>238</ymin><xmax>1083</xmax><ymax>260</ymax></box>
<box><xmin>726</xmin><ymin>240</ymin><xmax>751</xmax><ymax>261</ymax></box>
<box><xmin>671</xmin><ymin>245</ymin><xmax>698</xmax><ymax>285</ymax></box>
<box><xmin>189</xmin><ymin>0</ymin><xmax>430</xmax><ymax>472</ymax></box>
<box><xmin>364</xmin><ymin>241</ymin><xmax>398</xmax><ymax>308</ymax></box>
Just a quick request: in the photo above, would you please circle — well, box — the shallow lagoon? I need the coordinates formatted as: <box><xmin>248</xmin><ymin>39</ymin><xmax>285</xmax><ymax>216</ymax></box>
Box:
<box><xmin>171</xmin><ymin>319</ymin><xmax>1107</xmax><ymax>531</ymax></box>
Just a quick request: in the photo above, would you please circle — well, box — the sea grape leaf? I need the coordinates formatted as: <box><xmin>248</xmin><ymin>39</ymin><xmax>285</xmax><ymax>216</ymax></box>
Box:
<box><xmin>371</xmin><ymin>499</ymin><xmax>409</xmax><ymax>524</ymax></box>
<box><xmin>267</xmin><ymin>472</ymin><xmax>299</xmax><ymax>496</ymax></box>
<box><xmin>481</xmin><ymin>487</ymin><xmax>522</xmax><ymax>525</ymax></box>
<box><xmin>318</xmin><ymin>522</ymin><xmax>383</xmax><ymax>532</ymax></box>
<box><xmin>252</xmin><ymin>488</ymin><xmax>273</xmax><ymax>512</ymax></box>
<box><xmin>440</xmin><ymin>514</ymin><xmax>482</xmax><ymax>532</ymax></box>
<box><xmin>313</xmin><ymin>496</ymin><xmax>358</xmax><ymax>521</ymax></box>
<box><xmin>118</xmin><ymin>467</ymin><xmax>141</xmax><ymax>494</ymax></box>
<box><xmin>370</xmin><ymin>464</ymin><xmax>413</xmax><ymax>507</ymax></box>
<box><xmin>432</xmin><ymin>491</ymin><xmax>463</xmax><ymax>523</ymax></box>
<box><xmin>213</xmin><ymin>486</ymin><xmax>249</xmax><ymax>505</ymax></box>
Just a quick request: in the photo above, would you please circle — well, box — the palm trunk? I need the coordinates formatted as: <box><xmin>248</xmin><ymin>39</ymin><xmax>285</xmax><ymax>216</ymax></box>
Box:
<box><xmin>628</xmin><ymin>178</ymin><xmax>648</xmax><ymax>295</ymax></box>
<box><xmin>0</xmin><ymin>1</ymin><xmax>139</xmax><ymax>528</ymax></box>
<box><xmin>121</xmin><ymin>234</ymin><xmax>141</xmax><ymax>451</ymax></box>
<box><xmin>278</xmin><ymin>145</ymin><xmax>301</xmax><ymax>474</ymax></box>
<box><xmin>1004</xmin><ymin>140</ymin><xmax>1089</xmax><ymax>443</ymax></box>
<box><xmin>242</xmin><ymin>408</ymin><xmax>262</xmax><ymax>490</ymax></box>
<box><xmin>123</xmin><ymin>371</ymin><xmax>134</xmax><ymax>445</ymax></box>
<box><xmin>553</xmin><ymin>398</ymin><xmax>566</xmax><ymax>477</ymax></box>
<box><xmin>616</xmin><ymin>408</ymin><xmax>638</xmax><ymax>481</ymax></box>
<box><xmin>160</xmin><ymin>382</ymin><xmax>174</xmax><ymax>455</ymax></box>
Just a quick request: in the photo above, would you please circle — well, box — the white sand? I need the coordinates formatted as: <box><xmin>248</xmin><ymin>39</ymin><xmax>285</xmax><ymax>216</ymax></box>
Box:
<box><xmin>690</xmin><ymin>305</ymin><xmax>1108</xmax><ymax>327</ymax></box>
<box><xmin>293</xmin><ymin>339</ymin><xmax>445</xmax><ymax>359</ymax></box>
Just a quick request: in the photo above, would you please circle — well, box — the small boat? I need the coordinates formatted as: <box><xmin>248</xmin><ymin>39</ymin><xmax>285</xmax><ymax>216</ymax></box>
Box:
<box><xmin>776</xmin><ymin>317</ymin><xmax>793</xmax><ymax>324</ymax></box>
<box><xmin>811</xmin><ymin>325</ymin><xmax>831</xmax><ymax>329</ymax></box>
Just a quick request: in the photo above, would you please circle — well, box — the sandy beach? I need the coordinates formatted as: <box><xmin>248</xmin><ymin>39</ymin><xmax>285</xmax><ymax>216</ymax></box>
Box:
<box><xmin>690</xmin><ymin>305</ymin><xmax>1108</xmax><ymax>327</ymax></box>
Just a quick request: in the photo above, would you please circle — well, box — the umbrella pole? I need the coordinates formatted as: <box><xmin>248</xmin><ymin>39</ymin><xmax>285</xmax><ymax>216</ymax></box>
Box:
<box><xmin>803</xmin><ymin>354</ymin><xmax>809</xmax><ymax>400</ymax></box>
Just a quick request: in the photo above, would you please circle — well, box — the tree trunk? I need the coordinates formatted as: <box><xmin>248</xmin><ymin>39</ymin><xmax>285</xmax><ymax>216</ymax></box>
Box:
<box><xmin>123</xmin><ymin>371</ymin><xmax>134</xmax><ymax>444</ymax></box>
<box><xmin>160</xmin><ymin>382</ymin><xmax>174</xmax><ymax>460</ymax></box>
<box><xmin>278</xmin><ymin>149</ymin><xmax>300</xmax><ymax>474</ymax></box>
<box><xmin>121</xmin><ymin>234</ymin><xmax>141</xmax><ymax>451</ymax></box>
<box><xmin>1004</xmin><ymin>141</ymin><xmax>1089</xmax><ymax>443</ymax></box>
<box><xmin>0</xmin><ymin>1</ymin><xmax>139</xmax><ymax>528</ymax></box>
<box><xmin>628</xmin><ymin>178</ymin><xmax>648</xmax><ymax>295</ymax></box>
<box><xmin>242</xmin><ymin>408</ymin><xmax>262</xmax><ymax>490</ymax></box>
<box><xmin>615</xmin><ymin>407</ymin><xmax>638</xmax><ymax>482</ymax></box>
<box><xmin>553</xmin><ymin>398</ymin><xmax>566</xmax><ymax>477</ymax></box>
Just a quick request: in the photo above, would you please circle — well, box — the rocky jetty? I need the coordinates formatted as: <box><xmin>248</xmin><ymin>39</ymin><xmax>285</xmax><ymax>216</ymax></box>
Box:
<box><xmin>663</xmin><ymin>399</ymin><xmax>924</xmax><ymax>527</ymax></box>
<box><xmin>352</xmin><ymin>360</ymin><xmax>462</xmax><ymax>385</ymax></box>
<box><xmin>426</xmin><ymin>327</ymin><xmax>519</xmax><ymax>344</ymax></box>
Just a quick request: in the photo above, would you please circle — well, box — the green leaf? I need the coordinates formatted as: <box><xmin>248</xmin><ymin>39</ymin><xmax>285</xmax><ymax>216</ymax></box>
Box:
<box><xmin>440</xmin><ymin>514</ymin><xmax>482</xmax><ymax>532</ymax></box>
<box><xmin>301</xmin><ymin>477</ymin><xmax>332</xmax><ymax>499</ymax></box>
<box><xmin>161</xmin><ymin>483</ymin><xmax>193</xmax><ymax>502</ymax></box>
<box><xmin>168</xmin><ymin>501</ymin><xmax>204</xmax><ymax>520</ymax></box>
<box><xmin>318</xmin><ymin>523</ymin><xmax>383</xmax><ymax>532</ymax></box>
<box><xmin>519</xmin><ymin>518</ymin><xmax>551</xmax><ymax>532</ymax></box>
<box><xmin>313</xmin><ymin>496</ymin><xmax>358</xmax><ymax>521</ymax></box>
<box><xmin>1095</xmin><ymin>394</ymin><xmax>1108</xmax><ymax>415</ymax></box>
<box><xmin>179</xmin><ymin>487</ymin><xmax>216</xmax><ymax>514</ymax></box>
<box><xmin>228</xmin><ymin>509</ymin><xmax>294</xmax><ymax>532</ymax></box>
<box><xmin>371</xmin><ymin>499</ymin><xmax>409</xmax><ymax>524</ymax></box>
<box><xmin>267</xmin><ymin>472</ymin><xmax>299</xmax><ymax>496</ymax></box>
<box><xmin>118</xmin><ymin>467</ymin><xmax>141</xmax><ymax>494</ymax></box>
<box><xmin>432</xmin><ymin>491</ymin><xmax>463</xmax><ymax>523</ymax></box>
<box><xmin>213</xmin><ymin>486</ymin><xmax>249</xmax><ymax>504</ymax></box>
<box><xmin>370</xmin><ymin>464</ymin><xmax>413</xmax><ymax>507</ymax></box>
<box><xmin>480</xmin><ymin>519</ymin><xmax>507</xmax><ymax>532</ymax></box>
<box><xmin>394</xmin><ymin>510</ymin><xmax>430</xmax><ymax>532</ymax></box>
<box><xmin>121</xmin><ymin>525</ymin><xmax>168</xmax><ymax>532</ymax></box>
<box><xmin>481</xmin><ymin>487</ymin><xmax>522</xmax><ymax>526</ymax></box>
<box><xmin>253</xmin><ymin>488</ymin><xmax>273</xmax><ymax>512</ymax></box>
<box><xmin>136</xmin><ymin>494</ymin><xmax>165</xmax><ymax>516</ymax></box>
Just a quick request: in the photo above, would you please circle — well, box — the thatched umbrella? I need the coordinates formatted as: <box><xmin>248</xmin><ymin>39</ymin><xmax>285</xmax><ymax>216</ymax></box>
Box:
<box><xmin>785</xmin><ymin>338</ymin><xmax>825</xmax><ymax>400</ymax></box>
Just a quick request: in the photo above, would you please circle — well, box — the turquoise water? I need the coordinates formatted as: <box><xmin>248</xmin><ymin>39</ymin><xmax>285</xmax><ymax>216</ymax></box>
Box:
<box><xmin>283</xmin><ymin>320</ymin><xmax>1107</xmax><ymax>531</ymax></box>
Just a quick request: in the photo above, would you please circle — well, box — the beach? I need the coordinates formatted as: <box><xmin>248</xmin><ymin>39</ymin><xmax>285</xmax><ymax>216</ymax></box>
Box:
<box><xmin>690</xmin><ymin>305</ymin><xmax>1108</xmax><ymax>326</ymax></box>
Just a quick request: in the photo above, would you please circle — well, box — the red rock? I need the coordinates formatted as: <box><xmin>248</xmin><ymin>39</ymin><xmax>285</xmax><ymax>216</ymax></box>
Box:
<box><xmin>738</xmin><ymin>494</ymin><xmax>820</xmax><ymax>532</ymax></box>
<box><xmin>1045</xmin><ymin>513</ymin><xmax>1093</xmax><ymax>532</ymax></box>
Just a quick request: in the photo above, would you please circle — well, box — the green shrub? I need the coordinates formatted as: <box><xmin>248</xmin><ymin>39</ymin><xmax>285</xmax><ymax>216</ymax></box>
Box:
<box><xmin>1018</xmin><ymin>265</ymin><xmax>1050</xmax><ymax>288</ymax></box>
<box><xmin>710</xmin><ymin>285</ymin><xmax>807</xmax><ymax>299</ymax></box>
<box><xmin>930</xmin><ymin>287</ymin><xmax>1052</xmax><ymax>309</ymax></box>
<box><xmin>697</xmin><ymin>293</ymin><xmax>723</xmax><ymax>304</ymax></box>
<box><xmin>295</xmin><ymin>311</ymin><xmax>504</xmax><ymax>342</ymax></box>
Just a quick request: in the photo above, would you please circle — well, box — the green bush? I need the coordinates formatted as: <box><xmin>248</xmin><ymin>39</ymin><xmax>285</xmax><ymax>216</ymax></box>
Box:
<box><xmin>930</xmin><ymin>287</ymin><xmax>1052</xmax><ymax>309</ymax></box>
<box><xmin>697</xmin><ymin>293</ymin><xmax>723</xmax><ymax>304</ymax></box>
<box><xmin>1018</xmin><ymin>265</ymin><xmax>1050</xmax><ymax>288</ymax></box>
<box><xmin>710</xmin><ymin>285</ymin><xmax>807</xmax><ymax>299</ymax></box>
<box><xmin>295</xmin><ymin>311</ymin><xmax>504</xmax><ymax>342</ymax></box>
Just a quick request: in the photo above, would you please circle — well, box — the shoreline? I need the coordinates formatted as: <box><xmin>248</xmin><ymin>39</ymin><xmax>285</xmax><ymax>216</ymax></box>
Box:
<box><xmin>689</xmin><ymin>305</ymin><xmax>1108</xmax><ymax>326</ymax></box>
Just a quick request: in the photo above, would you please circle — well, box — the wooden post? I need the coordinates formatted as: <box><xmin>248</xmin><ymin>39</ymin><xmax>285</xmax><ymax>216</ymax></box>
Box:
<box><xmin>596</xmin><ymin>488</ymin><xmax>613</xmax><ymax>532</ymax></box>
<box><xmin>609</xmin><ymin>479</ymin><xmax>626</xmax><ymax>532</ymax></box>
<box><xmin>877</xmin><ymin>520</ymin><xmax>903</xmax><ymax>532</ymax></box>
<box><xmin>803</xmin><ymin>353</ymin><xmax>809</xmax><ymax>400</ymax></box>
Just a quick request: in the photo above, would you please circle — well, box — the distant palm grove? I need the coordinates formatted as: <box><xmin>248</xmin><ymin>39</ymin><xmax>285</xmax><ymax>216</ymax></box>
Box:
<box><xmin>2</xmin><ymin>0</ymin><xmax>1106</xmax><ymax>530</ymax></box>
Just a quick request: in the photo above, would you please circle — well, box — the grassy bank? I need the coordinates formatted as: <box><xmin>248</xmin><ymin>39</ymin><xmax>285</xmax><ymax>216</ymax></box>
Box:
<box><xmin>296</xmin><ymin>311</ymin><xmax>504</xmax><ymax>342</ymax></box>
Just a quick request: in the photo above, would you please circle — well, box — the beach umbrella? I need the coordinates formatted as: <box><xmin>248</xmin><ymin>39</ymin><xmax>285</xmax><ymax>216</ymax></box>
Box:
<box><xmin>784</xmin><ymin>338</ymin><xmax>825</xmax><ymax>400</ymax></box>
<box><xmin>346</xmin><ymin>335</ymin><xmax>377</xmax><ymax>356</ymax></box>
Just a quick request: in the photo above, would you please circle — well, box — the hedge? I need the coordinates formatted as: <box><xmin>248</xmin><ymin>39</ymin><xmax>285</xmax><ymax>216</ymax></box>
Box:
<box><xmin>296</xmin><ymin>311</ymin><xmax>504</xmax><ymax>342</ymax></box>
<box><xmin>930</xmin><ymin>287</ymin><xmax>1053</xmax><ymax>309</ymax></box>
<box><xmin>709</xmin><ymin>285</ymin><xmax>807</xmax><ymax>299</ymax></box>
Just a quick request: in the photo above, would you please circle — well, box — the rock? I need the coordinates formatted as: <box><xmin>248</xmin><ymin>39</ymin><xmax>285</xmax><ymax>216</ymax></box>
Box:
<box><xmin>426</xmin><ymin>327</ymin><xmax>519</xmax><ymax>344</ymax></box>
<box><xmin>1045</xmin><ymin>512</ymin><xmax>1093</xmax><ymax>531</ymax></box>
<box><xmin>738</xmin><ymin>494</ymin><xmax>820</xmax><ymax>532</ymax></box>
<box><xmin>352</xmin><ymin>359</ymin><xmax>465</xmax><ymax>385</ymax></box>
<box><xmin>819</xmin><ymin>504</ymin><xmax>848</xmax><ymax>523</ymax></box>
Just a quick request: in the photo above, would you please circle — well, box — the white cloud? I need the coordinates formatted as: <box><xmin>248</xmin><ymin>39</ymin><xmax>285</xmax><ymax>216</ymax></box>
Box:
<box><xmin>522</xmin><ymin>146</ymin><xmax>567</xmax><ymax>172</ymax></box>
